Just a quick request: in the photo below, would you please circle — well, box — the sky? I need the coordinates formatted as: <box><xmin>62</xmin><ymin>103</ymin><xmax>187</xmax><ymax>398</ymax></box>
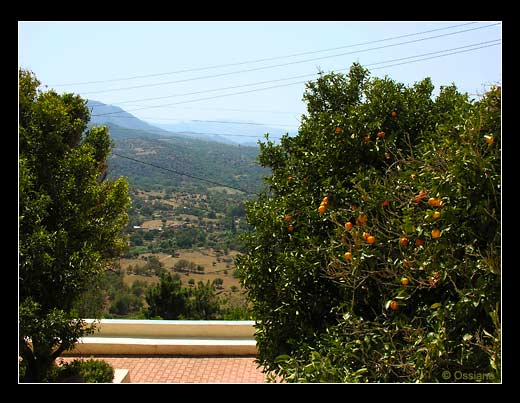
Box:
<box><xmin>18</xmin><ymin>21</ymin><xmax>501</xmax><ymax>132</ymax></box>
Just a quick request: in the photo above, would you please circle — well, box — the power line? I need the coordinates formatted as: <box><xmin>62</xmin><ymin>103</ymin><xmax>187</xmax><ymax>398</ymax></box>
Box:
<box><xmin>91</xmin><ymin>40</ymin><xmax>500</xmax><ymax>117</ymax></box>
<box><xmin>115</xmin><ymin>105</ymin><xmax>301</xmax><ymax>115</ymax></box>
<box><xmin>102</xmin><ymin>125</ymin><xmax>288</xmax><ymax>138</ymax></box>
<box><xmin>92</xmin><ymin>115</ymin><xmax>299</xmax><ymax>128</ymax></box>
<box><xmin>111</xmin><ymin>152</ymin><xmax>258</xmax><ymax>195</ymax></box>
<box><xmin>80</xmin><ymin>23</ymin><xmax>500</xmax><ymax>95</ymax></box>
<box><xmin>50</xmin><ymin>22</ymin><xmax>480</xmax><ymax>87</ymax></box>
<box><xmin>90</xmin><ymin>38</ymin><xmax>500</xmax><ymax>110</ymax></box>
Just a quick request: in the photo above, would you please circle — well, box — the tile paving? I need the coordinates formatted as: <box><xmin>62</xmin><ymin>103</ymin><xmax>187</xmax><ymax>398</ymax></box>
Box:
<box><xmin>59</xmin><ymin>355</ymin><xmax>274</xmax><ymax>383</ymax></box>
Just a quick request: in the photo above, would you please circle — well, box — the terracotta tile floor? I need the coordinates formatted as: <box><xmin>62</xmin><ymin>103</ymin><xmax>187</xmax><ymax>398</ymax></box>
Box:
<box><xmin>59</xmin><ymin>355</ymin><xmax>275</xmax><ymax>383</ymax></box>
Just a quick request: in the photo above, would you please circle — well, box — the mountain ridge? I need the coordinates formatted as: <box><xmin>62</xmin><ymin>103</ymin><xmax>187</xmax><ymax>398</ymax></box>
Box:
<box><xmin>86</xmin><ymin>99</ymin><xmax>297</xmax><ymax>146</ymax></box>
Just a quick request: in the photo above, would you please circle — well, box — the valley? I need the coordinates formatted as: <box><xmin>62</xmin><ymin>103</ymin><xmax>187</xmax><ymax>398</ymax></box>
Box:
<box><xmin>82</xmin><ymin>103</ymin><xmax>272</xmax><ymax>320</ymax></box>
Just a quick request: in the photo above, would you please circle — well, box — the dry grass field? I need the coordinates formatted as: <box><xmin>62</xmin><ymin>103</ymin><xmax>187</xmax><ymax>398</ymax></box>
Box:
<box><xmin>119</xmin><ymin>248</ymin><xmax>244</xmax><ymax>298</ymax></box>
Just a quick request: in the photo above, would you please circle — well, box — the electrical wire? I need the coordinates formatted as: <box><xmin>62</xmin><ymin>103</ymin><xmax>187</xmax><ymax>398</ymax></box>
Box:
<box><xmin>91</xmin><ymin>40</ymin><xmax>501</xmax><ymax>117</ymax></box>
<box><xmin>99</xmin><ymin>125</ymin><xmax>287</xmax><ymax>138</ymax></box>
<box><xmin>91</xmin><ymin>115</ymin><xmax>299</xmax><ymax>128</ymax></box>
<box><xmin>80</xmin><ymin>23</ymin><xmax>500</xmax><ymax>95</ymax></box>
<box><xmin>111</xmin><ymin>152</ymin><xmax>259</xmax><ymax>195</ymax></box>
<box><xmin>50</xmin><ymin>22</ymin><xmax>480</xmax><ymax>87</ymax></box>
<box><xmin>90</xmin><ymin>39</ymin><xmax>500</xmax><ymax>108</ymax></box>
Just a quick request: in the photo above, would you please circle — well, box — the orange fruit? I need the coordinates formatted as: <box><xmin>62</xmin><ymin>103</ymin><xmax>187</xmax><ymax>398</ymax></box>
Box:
<box><xmin>484</xmin><ymin>135</ymin><xmax>494</xmax><ymax>145</ymax></box>
<box><xmin>432</xmin><ymin>211</ymin><xmax>441</xmax><ymax>219</ymax></box>
<box><xmin>429</xmin><ymin>272</ymin><xmax>440</xmax><ymax>286</ymax></box>
<box><xmin>410</xmin><ymin>173</ymin><xmax>417</xmax><ymax>179</ymax></box>
<box><xmin>284</xmin><ymin>214</ymin><xmax>292</xmax><ymax>223</ymax></box>
<box><xmin>335</xmin><ymin>127</ymin><xmax>342</xmax><ymax>134</ymax></box>
<box><xmin>288</xmin><ymin>225</ymin><xmax>294</xmax><ymax>233</ymax></box>
<box><xmin>381</xmin><ymin>200</ymin><xmax>389</xmax><ymax>207</ymax></box>
<box><xmin>389</xmin><ymin>300</ymin><xmax>399</xmax><ymax>310</ymax></box>
<box><xmin>377</xmin><ymin>131</ymin><xmax>385</xmax><ymax>138</ymax></box>
<box><xmin>362</xmin><ymin>231</ymin><xmax>369</xmax><ymax>241</ymax></box>
<box><xmin>415</xmin><ymin>238</ymin><xmax>425</xmax><ymax>247</ymax></box>
<box><xmin>399</xmin><ymin>236</ymin><xmax>409</xmax><ymax>247</ymax></box>
<box><xmin>391</xmin><ymin>111</ymin><xmax>397</xmax><ymax>117</ymax></box>
<box><xmin>428</xmin><ymin>198</ymin><xmax>443</xmax><ymax>207</ymax></box>
<box><xmin>344</xmin><ymin>252</ymin><xmax>353</xmax><ymax>261</ymax></box>
<box><xmin>318</xmin><ymin>204</ymin><xmax>327</xmax><ymax>214</ymax></box>
<box><xmin>367</xmin><ymin>235</ymin><xmax>376</xmax><ymax>244</ymax></box>
<box><xmin>401</xmin><ymin>277</ymin><xmax>409</xmax><ymax>286</ymax></box>
<box><xmin>357</xmin><ymin>214</ymin><xmax>368</xmax><ymax>226</ymax></box>
<box><xmin>431</xmin><ymin>228</ymin><xmax>441</xmax><ymax>239</ymax></box>
<box><xmin>322</xmin><ymin>196</ymin><xmax>329</xmax><ymax>205</ymax></box>
<box><xmin>385</xmin><ymin>152</ymin><xmax>391</xmax><ymax>159</ymax></box>
<box><xmin>344</xmin><ymin>221</ymin><xmax>353</xmax><ymax>231</ymax></box>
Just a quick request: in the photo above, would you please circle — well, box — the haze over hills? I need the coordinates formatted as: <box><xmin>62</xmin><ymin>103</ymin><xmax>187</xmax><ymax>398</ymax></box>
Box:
<box><xmin>151</xmin><ymin>120</ymin><xmax>297</xmax><ymax>146</ymax></box>
<box><xmin>86</xmin><ymin>100</ymin><xmax>298</xmax><ymax>146</ymax></box>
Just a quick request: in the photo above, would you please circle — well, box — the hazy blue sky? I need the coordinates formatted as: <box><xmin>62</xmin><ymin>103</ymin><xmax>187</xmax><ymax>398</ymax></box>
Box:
<box><xmin>18</xmin><ymin>21</ymin><xmax>501</xmax><ymax>130</ymax></box>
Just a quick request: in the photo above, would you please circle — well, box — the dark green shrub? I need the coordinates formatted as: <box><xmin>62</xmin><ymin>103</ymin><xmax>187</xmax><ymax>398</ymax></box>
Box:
<box><xmin>50</xmin><ymin>358</ymin><xmax>115</xmax><ymax>383</ymax></box>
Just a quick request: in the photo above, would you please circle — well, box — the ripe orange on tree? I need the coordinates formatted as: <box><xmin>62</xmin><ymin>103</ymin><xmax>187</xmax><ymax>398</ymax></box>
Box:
<box><xmin>356</xmin><ymin>214</ymin><xmax>368</xmax><ymax>226</ymax></box>
<box><xmin>344</xmin><ymin>221</ymin><xmax>353</xmax><ymax>231</ymax></box>
<box><xmin>377</xmin><ymin>131</ymin><xmax>385</xmax><ymax>138</ymax></box>
<box><xmin>401</xmin><ymin>277</ymin><xmax>409</xmax><ymax>286</ymax></box>
<box><xmin>432</xmin><ymin>211</ymin><xmax>441</xmax><ymax>219</ymax></box>
<box><xmin>344</xmin><ymin>251</ymin><xmax>353</xmax><ymax>261</ymax></box>
<box><xmin>399</xmin><ymin>236</ymin><xmax>409</xmax><ymax>247</ymax></box>
<box><xmin>284</xmin><ymin>214</ymin><xmax>292</xmax><ymax>223</ymax></box>
<box><xmin>431</xmin><ymin>228</ymin><xmax>441</xmax><ymax>239</ymax></box>
<box><xmin>335</xmin><ymin>127</ymin><xmax>342</xmax><ymax>134</ymax></box>
<box><xmin>381</xmin><ymin>200</ymin><xmax>389</xmax><ymax>207</ymax></box>
<box><xmin>413</xmin><ymin>190</ymin><xmax>427</xmax><ymax>204</ymax></box>
<box><xmin>391</xmin><ymin>111</ymin><xmax>397</xmax><ymax>117</ymax></box>
<box><xmin>362</xmin><ymin>231</ymin><xmax>369</xmax><ymax>241</ymax></box>
<box><xmin>484</xmin><ymin>135</ymin><xmax>494</xmax><ymax>145</ymax></box>
<box><xmin>318</xmin><ymin>204</ymin><xmax>327</xmax><ymax>214</ymax></box>
<box><xmin>389</xmin><ymin>300</ymin><xmax>399</xmax><ymax>311</ymax></box>
<box><xmin>415</xmin><ymin>238</ymin><xmax>425</xmax><ymax>247</ymax></box>
<box><xmin>428</xmin><ymin>198</ymin><xmax>443</xmax><ymax>207</ymax></box>
<box><xmin>288</xmin><ymin>224</ymin><xmax>294</xmax><ymax>233</ymax></box>
<box><xmin>385</xmin><ymin>152</ymin><xmax>391</xmax><ymax>159</ymax></box>
<box><xmin>367</xmin><ymin>235</ymin><xmax>376</xmax><ymax>244</ymax></box>
<box><xmin>429</xmin><ymin>272</ymin><xmax>440</xmax><ymax>287</ymax></box>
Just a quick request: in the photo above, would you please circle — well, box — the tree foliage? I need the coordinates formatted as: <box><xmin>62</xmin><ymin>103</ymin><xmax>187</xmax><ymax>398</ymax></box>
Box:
<box><xmin>19</xmin><ymin>69</ymin><xmax>130</xmax><ymax>382</ymax></box>
<box><xmin>145</xmin><ymin>273</ymin><xmax>221</xmax><ymax>320</ymax></box>
<box><xmin>236</xmin><ymin>64</ymin><xmax>500</xmax><ymax>382</ymax></box>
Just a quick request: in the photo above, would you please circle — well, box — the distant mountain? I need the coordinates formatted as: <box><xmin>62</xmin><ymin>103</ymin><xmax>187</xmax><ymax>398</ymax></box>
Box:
<box><xmin>152</xmin><ymin>120</ymin><xmax>297</xmax><ymax>146</ymax></box>
<box><xmin>86</xmin><ymin>100</ymin><xmax>296</xmax><ymax>146</ymax></box>
<box><xmin>86</xmin><ymin>100</ymin><xmax>171</xmax><ymax>138</ymax></box>
<box><xmin>85</xmin><ymin>100</ymin><xmax>269</xmax><ymax>194</ymax></box>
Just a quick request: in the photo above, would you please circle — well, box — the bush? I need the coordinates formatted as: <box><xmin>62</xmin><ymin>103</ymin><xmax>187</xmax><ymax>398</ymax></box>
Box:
<box><xmin>236</xmin><ymin>64</ymin><xmax>500</xmax><ymax>382</ymax></box>
<box><xmin>50</xmin><ymin>358</ymin><xmax>115</xmax><ymax>383</ymax></box>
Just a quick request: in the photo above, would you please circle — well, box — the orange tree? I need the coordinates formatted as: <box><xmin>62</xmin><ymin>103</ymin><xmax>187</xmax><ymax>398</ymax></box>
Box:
<box><xmin>235</xmin><ymin>63</ymin><xmax>500</xmax><ymax>382</ymax></box>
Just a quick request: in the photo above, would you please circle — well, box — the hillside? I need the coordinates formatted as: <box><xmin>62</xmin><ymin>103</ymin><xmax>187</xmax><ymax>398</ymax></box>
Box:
<box><xmin>108</xmin><ymin>135</ymin><xmax>267</xmax><ymax>195</ymax></box>
<box><xmin>85</xmin><ymin>99</ymin><xmax>269</xmax><ymax>194</ymax></box>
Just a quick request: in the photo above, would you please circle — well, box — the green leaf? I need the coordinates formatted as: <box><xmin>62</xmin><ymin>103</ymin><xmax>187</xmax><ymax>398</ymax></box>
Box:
<box><xmin>430</xmin><ymin>303</ymin><xmax>442</xmax><ymax>310</ymax></box>
<box><xmin>274</xmin><ymin>354</ymin><xmax>292</xmax><ymax>363</ymax></box>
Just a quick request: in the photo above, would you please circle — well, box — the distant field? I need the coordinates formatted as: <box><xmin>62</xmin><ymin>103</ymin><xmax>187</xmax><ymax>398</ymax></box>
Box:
<box><xmin>119</xmin><ymin>248</ymin><xmax>244</xmax><ymax>300</ymax></box>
